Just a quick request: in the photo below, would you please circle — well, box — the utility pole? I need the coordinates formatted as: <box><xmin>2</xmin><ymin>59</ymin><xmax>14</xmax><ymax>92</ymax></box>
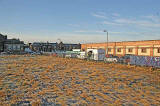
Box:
<box><xmin>104</xmin><ymin>30</ymin><xmax>108</xmax><ymax>57</ymax></box>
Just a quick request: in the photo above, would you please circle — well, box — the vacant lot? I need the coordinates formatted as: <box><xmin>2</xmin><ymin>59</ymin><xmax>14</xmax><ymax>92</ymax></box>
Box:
<box><xmin>0</xmin><ymin>55</ymin><xmax>160</xmax><ymax>105</ymax></box>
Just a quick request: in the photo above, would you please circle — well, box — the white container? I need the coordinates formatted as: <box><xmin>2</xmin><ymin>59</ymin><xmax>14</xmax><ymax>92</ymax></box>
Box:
<box><xmin>72</xmin><ymin>49</ymin><xmax>81</xmax><ymax>52</ymax></box>
<box><xmin>87</xmin><ymin>49</ymin><xmax>105</xmax><ymax>61</ymax></box>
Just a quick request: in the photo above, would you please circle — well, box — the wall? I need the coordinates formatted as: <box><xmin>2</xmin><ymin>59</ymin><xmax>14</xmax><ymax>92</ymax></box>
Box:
<box><xmin>108</xmin><ymin>46</ymin><xmax>114</xmax><ymax>54</ymax></box>
<box><xmin>138</xmin><ymin>45</ymin><xmax>151</xmax><ymax>56</ymax></box>
<box><xmin>154</xmin><ymin>45</ymin><xmax>160</xmax><ymax>57</ymax></box>
<box><xmin>125</xmin><ymin>46</ymin><xmax>136</xmax><ymax>55</ymax></box>
<box><xmin>115</xmin><ymin>46</ymin><xmax>123</xmax><ymax>55</ymax></box>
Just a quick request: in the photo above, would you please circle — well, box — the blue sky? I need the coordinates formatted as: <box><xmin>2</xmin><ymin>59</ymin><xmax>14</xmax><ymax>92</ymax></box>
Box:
<box><xmin>0</xmin><ymin>0</ymin><xmax>160</xmax><ymax>43</ymax></box>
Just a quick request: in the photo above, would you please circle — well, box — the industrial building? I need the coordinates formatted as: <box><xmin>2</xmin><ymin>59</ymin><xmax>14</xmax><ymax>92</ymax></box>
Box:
<box><xmin>0</xmin><ymin>33</ymin><xmax>24</xmax><ymax>53</ymax></box>
<box><xmin>30</xmin><ymin>42</ymin><xmax>81</xmax><ymax>52</ymax></box>
<box><xmin>4</xmin><ymin>39</ymin><xmax>24</xmax><ymax>52</ymax></box>
<box><xmin>81</xmin><ymin>40</ymin><xmax>160</xmax><ymax>57</ymax></box>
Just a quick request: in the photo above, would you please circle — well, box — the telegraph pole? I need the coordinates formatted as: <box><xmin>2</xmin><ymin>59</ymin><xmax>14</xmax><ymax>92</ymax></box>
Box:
<box><xmin>104</xmin><ymin>30</ymin><xmax>108</xmax><ymax>57</ymax></box>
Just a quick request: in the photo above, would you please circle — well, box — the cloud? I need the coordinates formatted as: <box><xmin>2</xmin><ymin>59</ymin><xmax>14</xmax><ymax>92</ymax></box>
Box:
<box><xmin>102</xmin><ymin>21</ymin><xmax>122</xmax><ymax>26</ymax></box>
<box><xmin>92</xmin><ymin>12</ymin><xmax>121</xmax><ymax>20</ymax></box>
<box><xmin>68</xmin><ymin>24</ymin><xmax>80</xmax><ymax>27</ymax></box>
<box><xmin>143</xmin><ymin>15</ymin><xmax>160</xmax><ymax>22</ymax></box>
<box><xmin>92</xmin><ymin>12</ymin><xmax>160</xmax><ymax>28</ymax></box>
<box><xmin>74</xmin><ymin>30</ymin><xmax>88</xmax><ymax>33</ymax></box>
<box><xmin>74</xmin><ymin>30</ymin><xmax>142</xmax><ymax>36</ymax></box>
<box><xmin>91</xmin><ymin>12</ymin><xmax>107</xmax><ymax>19</ymax></box>
<box><xmin>109</xmin><ymin>31</ymin><xmax>142</xmax><ymax>35</ymax></box>
<box><xmin>114</xmin><ymin>18</ymin><xmax>160</xmax><ymax>28</ymax></box>
<box><xmin>74</xmin><ymin>30</ymin><xmax>103</xmax><ymax>33</ymax></box>
<box><xmin>111</xmin><ymin>13</ymin><xmax>120</xmax><ymax>17</ymax></box>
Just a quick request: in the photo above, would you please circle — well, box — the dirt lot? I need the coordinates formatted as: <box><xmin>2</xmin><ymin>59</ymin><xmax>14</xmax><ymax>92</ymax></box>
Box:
<box><xmin>0</xmin><ymin>55</ymin><xmax>160</xmax><ymax>105</ymax></box>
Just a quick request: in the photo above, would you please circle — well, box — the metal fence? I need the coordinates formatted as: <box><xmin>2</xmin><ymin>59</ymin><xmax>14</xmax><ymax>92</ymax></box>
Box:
<box><xmin>51</xmin><ymin>51</ymin><xmax>160</xmax><ymax>68</ymax></box>
<box><xmin>129</xmin><ymin>55</ymin><xmax>160</xmax><ymax>68</ymax></box>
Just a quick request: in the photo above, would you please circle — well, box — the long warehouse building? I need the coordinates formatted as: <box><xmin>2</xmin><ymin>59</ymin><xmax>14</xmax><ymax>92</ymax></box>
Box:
<box><xmin>81</xmin><ymin>40</ymin><xmax>160</xmax><ymax>57</ymax></box>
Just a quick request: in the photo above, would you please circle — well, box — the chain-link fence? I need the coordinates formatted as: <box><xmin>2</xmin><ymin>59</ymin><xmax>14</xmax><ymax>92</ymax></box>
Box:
<box><xmin>129</xmin><ymin>55</ymin><xmax>160</xmax><ymax>68</ymax></box>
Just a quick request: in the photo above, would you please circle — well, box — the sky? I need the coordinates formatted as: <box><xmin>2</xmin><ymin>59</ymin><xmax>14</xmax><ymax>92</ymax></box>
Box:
<box><xmin>0</xmin><ymin>0</ymin><xmax>160</xmax><ymax>43</ymax></box>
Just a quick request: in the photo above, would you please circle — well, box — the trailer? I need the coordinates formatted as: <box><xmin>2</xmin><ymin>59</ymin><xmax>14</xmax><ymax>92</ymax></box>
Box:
<box><xmin>87</xmin><ymin>49</ymin><xmax>105</xmax><ymax>61</ymax></box>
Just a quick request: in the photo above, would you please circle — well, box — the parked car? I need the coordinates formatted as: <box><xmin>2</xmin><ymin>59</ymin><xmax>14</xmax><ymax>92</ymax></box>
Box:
<box><xmin>105</xmin><ymin>54</ymin><xmax>114</xmax><ymax>58</ymax></box>
<box><xmin>104</xmin><ymin>56</ymin><xmax>119</xmax><ymax>63</ymax></box>
<box><xmin>30</xmin><ymin>52</ymin><xmax>42</xmax><ymax>55</ymax></box>
<box><xmin>119</xmin><ymin>55</ymin><xmax>131</xmax><ymax>64</ymax></box>
<box><xmin>65</xmin><ymin>54</ymin><xmax>71</xmax><ymax>58</ymax></box>
<box><xmin>65</xmin><ymin>53</ymin><xmax>77</xmax><ymax>58</ymax></box>
<box><xmin>0</xmin><ymin>52</ymin><xmax>7</xmax><ymax>55</ymax></box>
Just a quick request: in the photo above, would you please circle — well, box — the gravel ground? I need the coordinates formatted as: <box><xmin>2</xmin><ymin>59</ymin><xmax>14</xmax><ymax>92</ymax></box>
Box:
<box><xmin>0</xmin><ymin>55</ymin><xmax>160</xmax><ymax>105</ymax></box>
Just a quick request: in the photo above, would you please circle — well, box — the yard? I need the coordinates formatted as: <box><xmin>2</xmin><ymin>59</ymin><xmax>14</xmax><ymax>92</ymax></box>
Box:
<box><xmin>0</xmin><ymin>55</ymin><xmax>160</xmax><ymax>105</ymax></box>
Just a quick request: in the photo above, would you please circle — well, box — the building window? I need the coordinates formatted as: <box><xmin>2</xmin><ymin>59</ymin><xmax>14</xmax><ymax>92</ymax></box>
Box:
<box><xmin>141</xmin><ymin>48</ymin><xmax>147</xmax><ymax>53</ymax></box>
<box><xmin>158</xmin><ymin>48</ymin><xmax>160</xmax><ymax>53</ymax></box>
<box><xmin>128</xmin><ymin>48</ymin><xmax>133</xmax><ymax>53</ymax></box>
<box><xmin>108</xmin><ymin>48</ymin><xmax>111</xmax><ymax>52</ymax></box>
<box><xmin>117</xmin><ymin>48</ymin><xmax>121</xmax><ymax>52</ymax></box>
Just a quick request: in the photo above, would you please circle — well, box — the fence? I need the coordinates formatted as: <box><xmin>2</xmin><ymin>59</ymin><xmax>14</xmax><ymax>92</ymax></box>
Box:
<box><xmin>52</xmin><ymin>51</ymin><xmax>160</xmax><ymax>68</ymax></box>
<box><xmin>129</xmin><ymin>55</ymin><xmax>160</xmax><ymax>68</ymax></box>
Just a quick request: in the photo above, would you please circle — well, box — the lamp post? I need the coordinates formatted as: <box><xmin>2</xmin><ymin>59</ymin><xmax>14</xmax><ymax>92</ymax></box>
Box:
<box><xmin>104</xmin><ymin>30</ymin><xmax>108</xmax><ymax>57</ymax></box>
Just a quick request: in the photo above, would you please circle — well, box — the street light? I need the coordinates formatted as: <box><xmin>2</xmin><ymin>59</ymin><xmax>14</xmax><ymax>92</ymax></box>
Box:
<box><xmin>104</xmin><ymin>30</ymin><xmax>108</xmax><ymax>57</ymax></box>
